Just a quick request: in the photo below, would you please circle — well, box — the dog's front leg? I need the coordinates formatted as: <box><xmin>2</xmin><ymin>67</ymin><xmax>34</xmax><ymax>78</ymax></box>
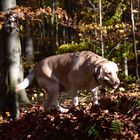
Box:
<box><xmin>92</xmin><ymin>87</ymin><xmax>99</xmax><ymax>105</ymax></box>
<box><xmin>69</xmin><ymin>90</ymin><xmax>79</xmax><ymax>109</ymax></box>
<box><xmin>72</xmin><ymin>96</ymin><xmax>79</xmax><ymax>107</ymax></box>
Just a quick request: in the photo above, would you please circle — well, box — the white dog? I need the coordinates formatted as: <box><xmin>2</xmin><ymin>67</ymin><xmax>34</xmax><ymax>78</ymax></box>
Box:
<box><xmin>16</xmin><ymin>51</ymin><xmax>120</xmax><ymax>113</ymax></box>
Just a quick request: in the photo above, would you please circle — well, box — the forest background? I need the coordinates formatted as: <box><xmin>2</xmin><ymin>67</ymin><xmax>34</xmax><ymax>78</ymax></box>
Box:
<box><xmin>0</xmin><ymin>0</ymin><xmax>139</xmax><ymax>139</ymax></box>
<box><xmin>0</xmin><ymin>0</ymin><xmax>139</xmax><ymax>118</ymax></box>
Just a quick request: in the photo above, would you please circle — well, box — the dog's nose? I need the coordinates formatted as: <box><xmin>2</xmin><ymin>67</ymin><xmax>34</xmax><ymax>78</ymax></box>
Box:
<box><xmin>114</xmin><ymin>79</ymin><xmax>120</xmax><ymax>86</ymax></box>
<box><xmin>113</xmin><ymin>79</ymin><xmax>120</xmax><ymax>89</ymax></box>
<box><xmin>115</xmin><ymin>81</ymin><xmax>119</xmax><ymax>85</ymax></box>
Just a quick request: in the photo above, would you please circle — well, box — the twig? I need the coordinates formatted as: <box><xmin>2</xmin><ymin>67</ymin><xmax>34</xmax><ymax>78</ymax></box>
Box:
<box><xmin>106</xmin><ymin>42</ymin><xmax>122</xmax><ymax>58</ymax></box>
<box><xmin>86</xmin><ymin>0</ymin><xmax>98</xmax><ymax>11</ymax></box>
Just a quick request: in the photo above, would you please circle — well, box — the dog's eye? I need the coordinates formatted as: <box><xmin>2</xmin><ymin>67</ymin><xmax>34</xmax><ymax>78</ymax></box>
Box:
<box><xmin>107</xmin><ymin>72</ymin><xmax>112</xmax><ymax>75</ymax></box>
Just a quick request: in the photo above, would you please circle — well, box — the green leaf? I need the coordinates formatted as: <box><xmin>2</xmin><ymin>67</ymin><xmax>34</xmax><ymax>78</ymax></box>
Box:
<box><xmin>87</xmin><ymin>126</ymin><xmax>98</xmax><ymax>137</ymax></box>
<box><xmin>110</xmin><ymin>120</ymin><xmax>121</xmax><ymax>133</ymax></box>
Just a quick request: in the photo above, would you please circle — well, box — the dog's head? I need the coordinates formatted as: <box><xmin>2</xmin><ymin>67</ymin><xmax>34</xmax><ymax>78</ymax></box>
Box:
<box><xmin>95</xmin><ymin>61</ymin><xmax>120</xmax><ymax>89</ymax></box>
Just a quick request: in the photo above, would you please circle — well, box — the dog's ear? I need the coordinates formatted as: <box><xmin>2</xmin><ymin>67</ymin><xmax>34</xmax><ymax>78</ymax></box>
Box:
<box><xmin>88</xmin><ymin>62</ymin><xmax>104</xmax><ymax>79</ymax></box>
<box><xmin>94</xmin><ymin>66</ymin><xmax>104</xmax><ymax>79</ymax></box>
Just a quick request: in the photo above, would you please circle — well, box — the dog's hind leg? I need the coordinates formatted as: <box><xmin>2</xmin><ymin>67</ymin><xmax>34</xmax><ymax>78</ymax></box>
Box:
<box><xmin>44</xmin><ymin>90</ymin><xmax>69</xmax><ymax>113</ymax></box>
<box><xmin>51</xmin><ymin>93</ymin><xmax>69</xmax><ymax>113</ymax></box>
<box><xmin>37</xmin><ymin>77</ymin><xmax>69</xmax><ymax>113</ymax></box>
<box><xmin>44</xmin><ymin>89</ymin><xmax>69</xmax><ymax>113</ymax></box>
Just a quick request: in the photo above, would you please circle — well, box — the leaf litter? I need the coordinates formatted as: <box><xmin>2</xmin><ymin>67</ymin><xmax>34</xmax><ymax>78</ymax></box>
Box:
<box><xmin>0</xmin><ymin>93</ymin><xmax>139</xmax><ymax>140</ymax></box>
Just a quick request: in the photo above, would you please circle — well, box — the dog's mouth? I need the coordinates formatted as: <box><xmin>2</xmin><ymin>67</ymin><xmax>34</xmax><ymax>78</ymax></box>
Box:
<box><xmin>104</xmin><ymin>79</ymin><xmax>119</xmax><ymax>89</ymax></box>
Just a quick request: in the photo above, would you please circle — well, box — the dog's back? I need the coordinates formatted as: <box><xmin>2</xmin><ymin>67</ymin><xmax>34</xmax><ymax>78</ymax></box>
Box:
<box><xmin>34</xmin><ymin>51</ymin><xmax>102</xmax><ymax>91</ymax></box>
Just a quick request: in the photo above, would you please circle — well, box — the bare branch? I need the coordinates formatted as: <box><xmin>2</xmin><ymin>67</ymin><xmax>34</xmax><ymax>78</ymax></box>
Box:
<box><xmin>86</xmin><ymin>0</ymin><xmax>98</xmax><ymax>11</ymax></box>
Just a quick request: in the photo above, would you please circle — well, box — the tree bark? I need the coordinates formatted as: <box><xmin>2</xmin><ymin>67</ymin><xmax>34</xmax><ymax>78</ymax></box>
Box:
<box><xmin>130</xmin><ymin>0</ymin><xmax>140</xmax><ymax>80</ymax></box>
<box><xmin>1</xmin><ymin>0</ymin><xmax>16</xmax><ymax>11</ymax></box>
<box><xmin>99</xmin><ymin>0</ymin><xmax>104</xmax><ymax>57</ymax></box>
<box><xmin>64</xmin><ymin>0</ymin><xmax>73</xmax><ymax>43</ymax></box>
<box><xmin>0</xmin><ymin>0</ymin><xmax>30</xmax><ymax>119</ymax></box>
<box><xmin>4</xmin><ymin>15</ymin><xmax>30</xmax><ymax>119</ymax></box>
<box><xmin>24</xmin><ymin>23</ymin><xmax>34</xmax><ymax>66</ymax></box>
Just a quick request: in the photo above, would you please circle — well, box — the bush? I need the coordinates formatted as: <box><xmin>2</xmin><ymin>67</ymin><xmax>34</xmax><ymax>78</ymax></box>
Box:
<box><xmin>56</xmin><ymin>40</ymin><xmax>98</xmax><ymax>54</ymax></box>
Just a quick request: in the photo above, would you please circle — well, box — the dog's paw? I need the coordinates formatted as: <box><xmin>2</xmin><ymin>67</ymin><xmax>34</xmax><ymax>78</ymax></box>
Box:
<box><xmin>57</xmin><ymin>105</ymin><xmax>69</xmax><ymax>113</ymax></box>
<box><xmin>93</xmin><ymin>100</ymin><xmax>100</xmax><ymax>105</ymax></box>
<box><xmin>72</xmin><ymin>96</ymin><xmax>79</xmax><ymax>107</ymax></box>
<box><xmin>59</xmin><ymin>108</ymin><xmax>69</xmax><ymax>113</ymax></box>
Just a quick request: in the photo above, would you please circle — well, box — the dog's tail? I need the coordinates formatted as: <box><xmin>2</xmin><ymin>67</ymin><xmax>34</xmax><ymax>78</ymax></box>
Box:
<box><xmin>16</xmin><ymin>70</ymin><xmax>35</xmax><ymax>92</ymax></box>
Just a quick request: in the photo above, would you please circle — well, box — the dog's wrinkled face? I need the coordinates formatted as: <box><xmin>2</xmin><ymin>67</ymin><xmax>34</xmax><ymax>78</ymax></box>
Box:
<box><xmin>98</xmin><ymin>61</ymin><xmax>120</xmax><ymax>89</ymax></box>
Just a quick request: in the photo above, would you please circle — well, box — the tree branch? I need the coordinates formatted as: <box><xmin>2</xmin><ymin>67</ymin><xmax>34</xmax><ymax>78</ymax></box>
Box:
<box><xmin>86</xmin><ymin>0</ymin><xmax>98</xmax><ymax>11</ymax></box>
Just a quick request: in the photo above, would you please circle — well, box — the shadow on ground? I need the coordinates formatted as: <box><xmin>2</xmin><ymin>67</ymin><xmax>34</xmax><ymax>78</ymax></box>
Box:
<box><xmin>0</xmin><ymin>94</ymin><xmax>139</xmax><ymax>140</ymax></box>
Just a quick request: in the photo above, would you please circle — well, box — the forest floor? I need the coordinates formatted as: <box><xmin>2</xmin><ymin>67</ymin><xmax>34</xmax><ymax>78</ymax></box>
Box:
<box><xmin>0</xmin><ymin>90</ymin><xmax>140</xmax><ymax>140</ymax></box>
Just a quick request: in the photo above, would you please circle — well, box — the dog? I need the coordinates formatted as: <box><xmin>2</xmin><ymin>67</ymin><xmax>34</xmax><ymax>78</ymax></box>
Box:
<box><xmin>16</xmin><ymin>51</ymin><xmax>120</xmax><ymax>113</ymax></box>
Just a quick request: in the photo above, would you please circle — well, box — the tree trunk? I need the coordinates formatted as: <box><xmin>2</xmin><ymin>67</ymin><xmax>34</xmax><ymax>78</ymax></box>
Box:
<box><xmin>25</xmin><ymin>37</ymin><xmax>34</xmax><ymax>65</ymax></box>
<box><xmin>99</xmin><ymin>0</ymin><xmax>104</xmax><ymax>57</ymax></box>
<box><xmin>64</xmin><ymin>0</ymin><xmax>73</xmax><ymax>43</ymax></box>
<box><xmin>0</xmin><ymin>0</ymin><xmax>30</xmax><ymax>119</ymax></box>
<box><xmin>49</xmin><ymin>0</ymin><xmax>57</xmax><ymax>55</ymax></box>
<box><xmin>24</xmin><ymin>23</ymin><xmax>34</xmax><ymax>66</ymax></box>
<box><xmin>5</xmin><ymin>15</ymin><xmax>30</xmax><ymax>119</ymax></box>
<box><xmin>130</xmin><ymin>0</ymin><xmax>140</xmax><ymax>80</ymax></box>
<box><xmin>124</xmin><ymin>50</ymin><xmax>128</xmax><ymax>80</ymax></box>
<box><xmin>1</xmin><ymin>0</ymin><xmax>16</xmax><ymax>11</ymax></box>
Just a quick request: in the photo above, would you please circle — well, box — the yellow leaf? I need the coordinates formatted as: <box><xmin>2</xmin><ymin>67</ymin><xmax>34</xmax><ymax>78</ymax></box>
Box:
<box><xmin>119</xmin><ymin>87</ymin><xmax>125</xmax><ymax>92</ymax></box>
<box><xmin>0</xmin><ymin>24</ymin><xmax>2</xmax><ymax>30</ymax></box>
<box><xmin>6</xmin><ymin>112</ymin><xmax>10</xmax><ymax>117</ymax></box>
<box><xmin>57</xmin><ymin>15</ymin><xmax>61</xmax><ymax>19</ymax></box>
<box><xmin>20</xmin><ymin>25</ymin><xmax>23</xmax><ymax>31</ymax></box>
<box><xmin>39</xmin><ymin>93</ymin><xmax>44</xmax><ymax>97</ymax></box>
<box><xmin>33</xmin><ymin>93</ymin><xmax>37</xmax><ymax>98</ymax></box>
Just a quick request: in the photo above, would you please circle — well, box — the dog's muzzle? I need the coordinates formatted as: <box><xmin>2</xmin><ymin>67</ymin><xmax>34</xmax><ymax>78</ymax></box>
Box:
<box><xmin>112</xmin><ymin>80</ymin><xmax>120</xmax><ymax>89</ymax></box>
<box><xmin>104</xmin><ymin>77</ymin><xmax>120</xmax><ymax>89</ymax></box>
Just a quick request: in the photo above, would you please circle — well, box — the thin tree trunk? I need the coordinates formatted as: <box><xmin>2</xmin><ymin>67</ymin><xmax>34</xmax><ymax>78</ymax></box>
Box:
<box><xmin>63</xmin><ymin>26</ymin><xmax>66</xmax><ymax>44</ymax></box>
<box><xmin>50</xmin><ymin>0</ymin><xmax>56</xmax><ymax>54</ymax></box>
<box><xmin>64</xmin><ymin>0</ymin><xmax>73</xmax><ymax>43</ymax></box>
<box><xmin>124</xmin><ymin>47</ymin><xmax>128</xmax><ymax>81</ymax></box>
<box><xmin>99</xmin><ymin>0</ymin><xmax>104</xmax><ymax>57</ymax></box>
<box><xmin>130</xmin><ymin>0</ymin><xmax>139</xmax><ymax>80</ymax></box>
<box><xmin>24</xmin><ymin>24</ymin><xmax>34</xmax><ymax>66</ymax></box>
<box><xmin>25</xmin><ymin>37</ymin><xmax>34</xmax><ymax>65</ymax></box>
<box><xmin>123</xmin><ymin>22</ymin><xmax>129</xmax><ymax>82</ymax></box>
<box><xmin>56</xmin><ymin>15</ymin><xmax>59</xmax><ymax>47</ymax></box>
<box><xmin>137</xmin><ymin>0</ymin><xmax>140</xmax><ymax>19</ymax></box>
